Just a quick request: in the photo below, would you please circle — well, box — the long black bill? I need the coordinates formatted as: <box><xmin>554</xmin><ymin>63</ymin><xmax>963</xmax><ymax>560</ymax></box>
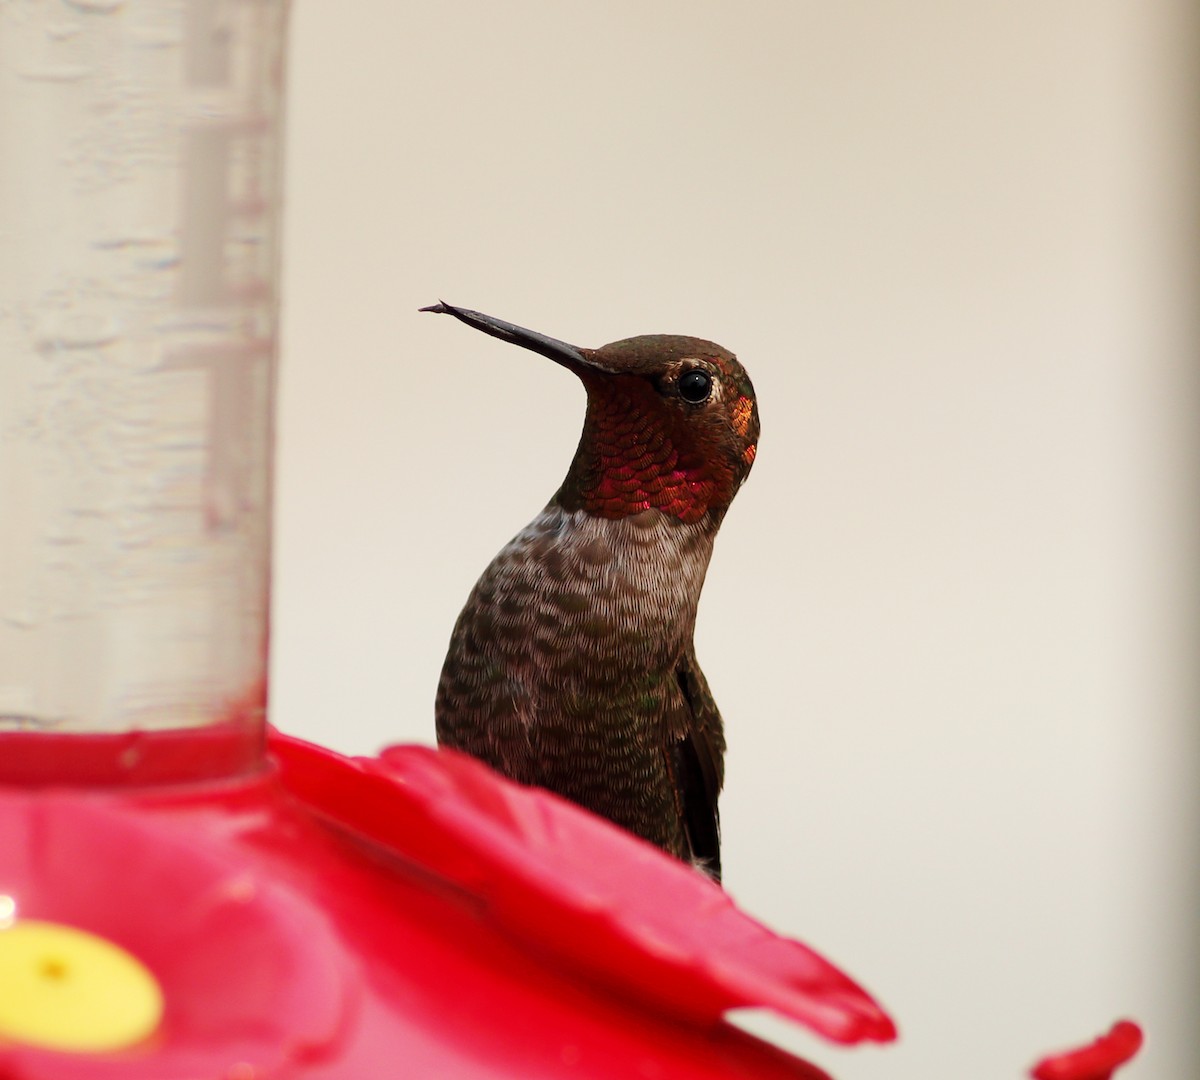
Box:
<box><xmin>420</xmin><ymin>301</ymin><xmax>590</xmax><ymax>370</ymax></box>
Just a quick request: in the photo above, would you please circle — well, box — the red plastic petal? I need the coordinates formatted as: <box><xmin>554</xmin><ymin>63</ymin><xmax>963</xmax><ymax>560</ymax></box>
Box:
<box><xmin>1030</xmin><ymin>1020</ymin><xmax>1144</xmax><ymax>1080</ymax></box>
<box><xmin>270</xmin><ymin>730</ymin><xmax>896</xmax><ymax>1046</ymax></box>
<box><xmin>0</xmin><ymin>786</ymin><xmax>353</xmax><ymax>1078</ymax></box>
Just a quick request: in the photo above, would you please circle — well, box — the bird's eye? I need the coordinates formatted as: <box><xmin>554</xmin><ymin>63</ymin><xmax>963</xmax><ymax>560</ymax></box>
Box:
<box><xmin>678</xmin><ymin>369</ymin><xmax>712</xmax><ymax>404</ymax></box>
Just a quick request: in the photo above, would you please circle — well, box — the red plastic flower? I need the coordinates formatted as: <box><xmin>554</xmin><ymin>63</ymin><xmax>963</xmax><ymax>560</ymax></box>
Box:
<box><xmin>1030</xmin><ymin>1020</ymin><xmax>1144</xmax><ymax>1080</ymax></box>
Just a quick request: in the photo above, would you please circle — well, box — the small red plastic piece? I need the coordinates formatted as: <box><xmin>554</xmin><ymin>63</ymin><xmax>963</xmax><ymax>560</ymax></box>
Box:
<box><xmin>1030</xmin><ymin>1020</ymin><xmax>1144</xmax><ymax>1080</ymax></box>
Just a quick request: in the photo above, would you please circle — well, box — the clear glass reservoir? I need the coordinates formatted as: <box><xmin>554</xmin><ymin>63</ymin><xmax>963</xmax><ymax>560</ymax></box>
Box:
<box><xmin>0</xmin><ymin>0</ymin><xmax>288</xmax><ymax>759</ymax></box>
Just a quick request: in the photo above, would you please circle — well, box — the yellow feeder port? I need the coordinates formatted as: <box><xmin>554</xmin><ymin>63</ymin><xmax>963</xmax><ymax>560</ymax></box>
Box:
<box><xmin>0</xmin><ymin>920</ymin><xmax>164</xmax><ymax>1053</ymax></box>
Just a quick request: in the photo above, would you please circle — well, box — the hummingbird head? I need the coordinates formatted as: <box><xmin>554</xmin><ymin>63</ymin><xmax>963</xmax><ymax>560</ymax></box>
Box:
<box><xmin>422</xmin><ymin>302</ymin><xmax>759</xmax><ymax>525</ymax></box>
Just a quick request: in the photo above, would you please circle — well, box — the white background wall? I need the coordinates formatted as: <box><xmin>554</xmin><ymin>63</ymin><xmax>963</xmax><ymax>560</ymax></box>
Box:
<box><xmin>273</xmin><ymin>4</ymin><xmax>1198</xmax><ymax>1078</ymax></box>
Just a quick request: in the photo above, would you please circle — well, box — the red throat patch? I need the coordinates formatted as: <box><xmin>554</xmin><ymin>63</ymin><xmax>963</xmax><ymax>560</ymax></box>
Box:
<box><xmin>564</xmin><ymin>378</ymin><xmax>735</xmax><ymax>524</ymax></box>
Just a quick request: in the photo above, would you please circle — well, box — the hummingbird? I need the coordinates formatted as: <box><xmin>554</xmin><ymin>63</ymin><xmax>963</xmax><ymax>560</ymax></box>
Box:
<box><xmin>424</xmin><ymin>302</ymin><xmax>759</xmax><ymax>882</ymax></box>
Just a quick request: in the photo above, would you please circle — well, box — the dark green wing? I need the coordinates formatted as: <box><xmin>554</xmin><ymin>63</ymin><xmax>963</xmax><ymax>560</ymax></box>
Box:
<box><xmin>671</xmin><ymin>646</ymin><xmax>727</xmax><ymax>882</ymax></box>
